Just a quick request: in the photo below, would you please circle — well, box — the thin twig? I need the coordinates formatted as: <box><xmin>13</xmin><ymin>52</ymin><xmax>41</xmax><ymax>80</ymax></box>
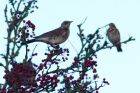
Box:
<box><xmin>68</xmin><ymin>39</ymin><xmax>78</xmax><ymax>54</ymax></box>
<box><xmin>29</xmin><ymin>44</ymin><xmax>38</xmax><ymax>60</ymax></box>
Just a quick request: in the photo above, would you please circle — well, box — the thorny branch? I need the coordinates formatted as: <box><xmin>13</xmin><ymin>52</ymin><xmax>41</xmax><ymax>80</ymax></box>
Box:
<box><xmin>95</xmin><ymin>36</ymin><xmax>135</xmax><ymax>53</ymax></box>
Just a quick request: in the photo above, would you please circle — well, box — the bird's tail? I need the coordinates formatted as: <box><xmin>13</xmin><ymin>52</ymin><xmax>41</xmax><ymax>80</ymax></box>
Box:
<box><xmin>21</xmin><ymin>39</ymin><xmax>36</xmax><ymax>45</ymax></box>
<box><xmin>116</xmin><ymin>44</ymin><xmax>122</xmax><ymax>52</ymax></box>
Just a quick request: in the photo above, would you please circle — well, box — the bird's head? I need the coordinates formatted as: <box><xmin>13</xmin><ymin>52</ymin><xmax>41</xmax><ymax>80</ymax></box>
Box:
<box><xmin>108</xmin><ymin>23</ymin><xmax>116</xmax><ymax>28</ymax></box>
<box><xmin>61</xmin><ymin>21</ymin><xmax>73</xmax><ymax>29</ymax></box>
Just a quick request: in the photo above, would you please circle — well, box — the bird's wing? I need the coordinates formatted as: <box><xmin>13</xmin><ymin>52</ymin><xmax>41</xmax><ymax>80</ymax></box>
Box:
<box><xmin>34</xmin><ymin>27</ymin><xmax>68</xmax><ymax>44</ymax></box>
<box><xmin>36</xmin><ymin>27</ymin><xmax>66</xmax><ymax>39</ymax></box>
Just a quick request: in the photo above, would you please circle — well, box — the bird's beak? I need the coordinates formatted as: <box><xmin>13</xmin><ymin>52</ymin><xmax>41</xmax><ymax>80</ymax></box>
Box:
<box><xmin>98</xmin><ymin>24</ymin><xmax>108</xmax><ymax>29</ymax></box>
<box><xmin>105</xmin><ymin>24</ymin><xmax>109</xmax><ymax>27</ymax></box>
<box><xmin>70</xmin><ymin>21</ymin><xmax>73</xmax><ymax>23</ymax></box>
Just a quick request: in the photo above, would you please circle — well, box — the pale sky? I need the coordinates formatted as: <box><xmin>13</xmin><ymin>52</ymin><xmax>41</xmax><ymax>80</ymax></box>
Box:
<box><xmin>0</xmin><ymin>0</ymin><xmax>140</xmax><ymax>93</ymax></box>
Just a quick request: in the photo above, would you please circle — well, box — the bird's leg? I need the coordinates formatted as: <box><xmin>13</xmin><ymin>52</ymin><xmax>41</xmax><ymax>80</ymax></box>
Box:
<box><xmin>50</xmin><ymin>44</ymin><xmax>60</xmax><ymax>49</ymax></box>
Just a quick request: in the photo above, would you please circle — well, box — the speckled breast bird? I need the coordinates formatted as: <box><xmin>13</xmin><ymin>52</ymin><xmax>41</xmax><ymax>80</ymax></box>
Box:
<box><xmin>106</xmin><ymin>23</ymin><xmax>122</xmax><ymax>52</ymax></box>
<box><xmin>23</xmin><ymin>21</ymin><xmax>73</xmax><ymax>46</ymax></box>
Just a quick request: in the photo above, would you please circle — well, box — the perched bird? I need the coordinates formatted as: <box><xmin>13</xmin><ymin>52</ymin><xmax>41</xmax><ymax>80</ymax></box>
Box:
<box><xmin>106</xmin><ymin>23</ymin><xmax>122</xmax><ymax>52</ymax></box>
<box><xmin>22</xmin><ymin>21</ymin><xmax>73</xmax><ymax>46</ymax></box>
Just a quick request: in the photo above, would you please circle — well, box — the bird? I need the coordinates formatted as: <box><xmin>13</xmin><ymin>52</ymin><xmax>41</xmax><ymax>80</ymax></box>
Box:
<box><xmin>22</xmin><ymin>21</ymin><xmax>73</xmax><ymax>46</ymax></box>
<box><xmin>106</xmin><ymin>23</ymin><xmax>122</xmax><ymax>52</ymax></box>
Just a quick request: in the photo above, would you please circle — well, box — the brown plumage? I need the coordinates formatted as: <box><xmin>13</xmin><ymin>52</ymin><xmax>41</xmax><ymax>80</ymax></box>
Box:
<box><xmin>106</xmin><ymin>23</ymin><xmax>122</xmax><ymax>52</ymax></box>
<box><xmin>23</xmin><ymin>21</ymin><xmax>73</xmax><ymax>46</ymax></box>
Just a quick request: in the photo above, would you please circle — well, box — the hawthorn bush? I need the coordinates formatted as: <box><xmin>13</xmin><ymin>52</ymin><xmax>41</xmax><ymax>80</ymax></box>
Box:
<box><xmin>0</xmin><ymin>0</ymin><xmax>134</xmax><ymax>93</ymax></box>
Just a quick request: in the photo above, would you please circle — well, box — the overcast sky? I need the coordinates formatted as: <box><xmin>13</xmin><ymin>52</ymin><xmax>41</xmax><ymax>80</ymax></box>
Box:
<box><xmin>0</xmin><ymin>0</ymin><xmax>140</xmax><ymax>93</ymax></box>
